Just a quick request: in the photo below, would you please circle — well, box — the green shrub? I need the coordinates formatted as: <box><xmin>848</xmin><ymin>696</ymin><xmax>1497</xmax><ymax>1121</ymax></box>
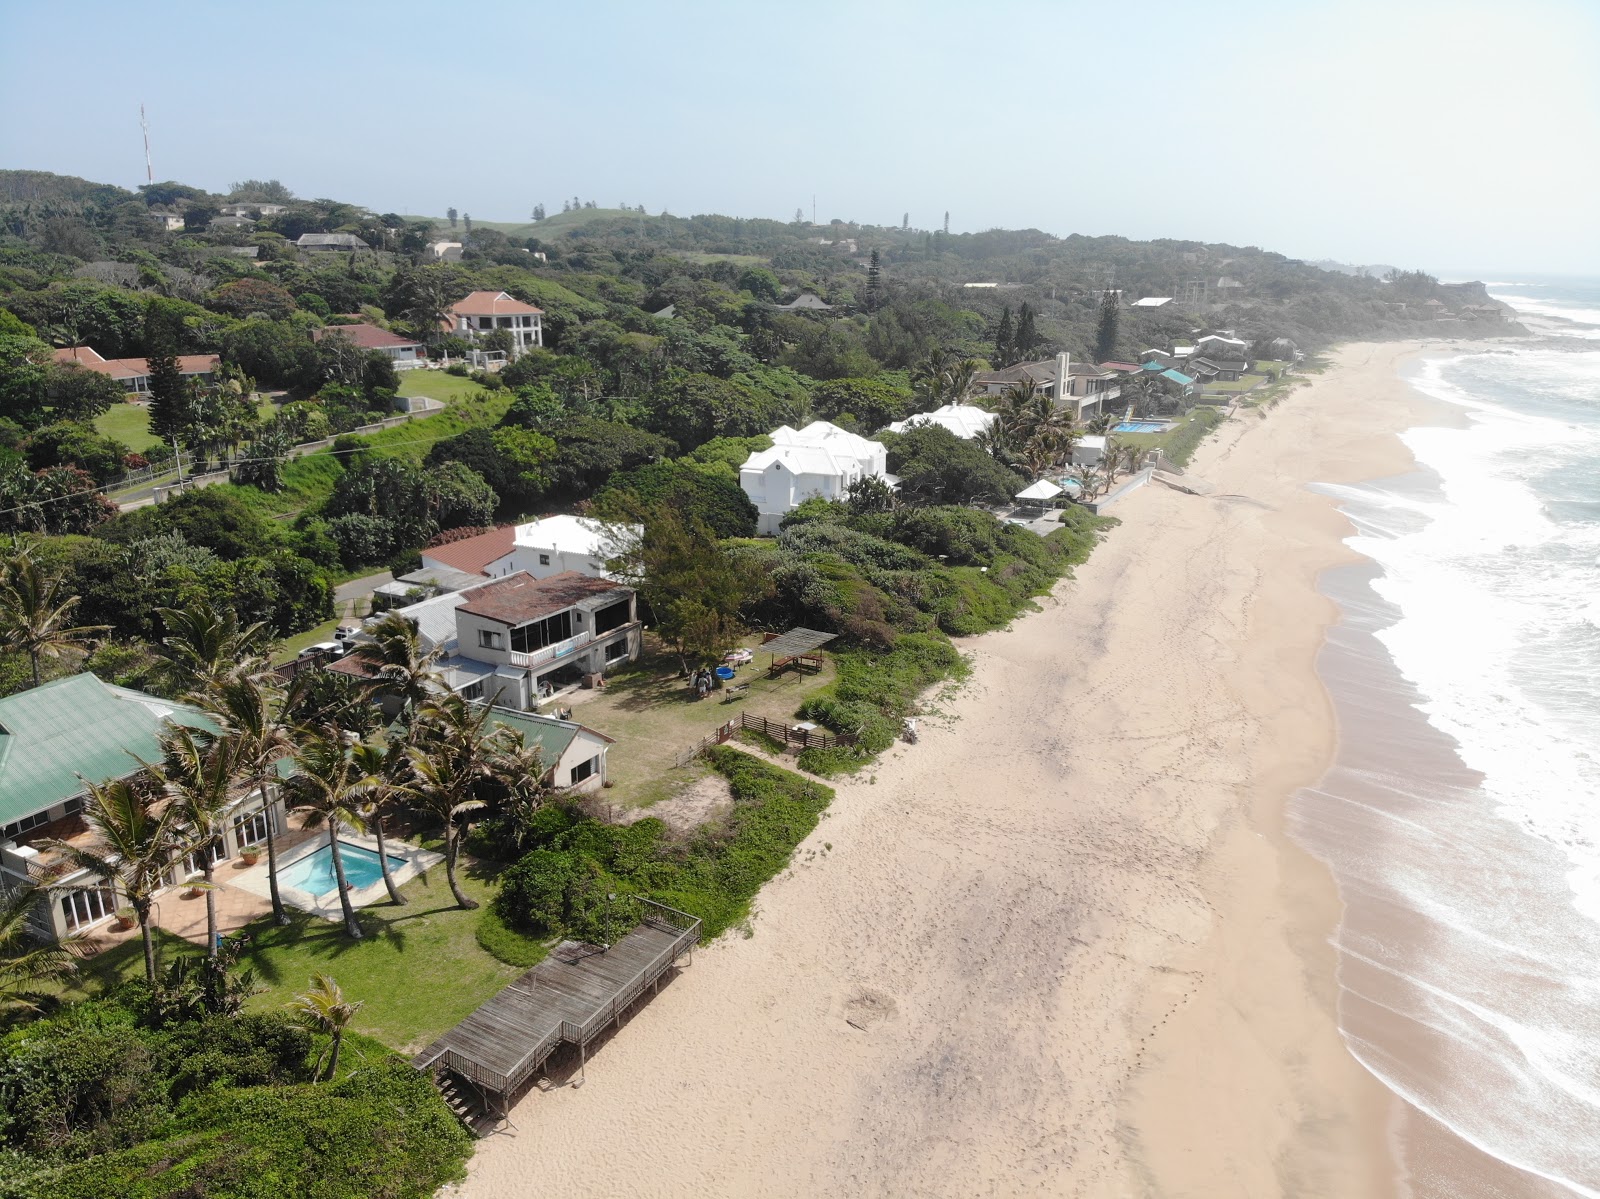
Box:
<box><xmin>795</xmin><ymin>745</ymin><xmax>869</xmax><ymax>776</ymax></box>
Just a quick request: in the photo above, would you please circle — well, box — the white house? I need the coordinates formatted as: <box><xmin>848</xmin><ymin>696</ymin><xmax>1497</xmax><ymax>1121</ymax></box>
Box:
<box><xmin>476</xmin><ymin>514</ymin><xmax>639</xmax><ymax>581</ymax></box>
<box><xmin>486</xmin><ymin>708</ymin><xmax>615</xmax><ymax>792</ymax></box>
<box><xmin>446</xmin><ymin>290</ymin><xmax>544</xmax><ymax>357</ymax></box>
<box><xmin>885</xmin><ymin>403</ymin><xmax>997</xmax><ymax>439</ymax></box>
<box><xmin>973</xmin><ymin>353</ymin><xmax>1122</xmax><ymax>420</ymax></box>
<box><xmin>427</xmin><ymin>240</ymin><xmax>464</xmax><ymax>262</ymax></box>
<box><xmin>740</xmin><ymin>421</ymin><xmax>891</xmax><ymax>534</ymax></box>
<box><xmin>297</xmin><ymin>233</ymin><xmax>370</xmax><ymax>252</ymax></box>
<box><xmin>149</xmin><ymin>207</ymin><xmax>186</xmax><ymax>232</ymax></box>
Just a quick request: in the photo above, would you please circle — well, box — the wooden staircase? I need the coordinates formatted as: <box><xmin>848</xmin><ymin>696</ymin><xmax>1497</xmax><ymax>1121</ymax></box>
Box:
<box><xmin>431</xmin><ymin>1068</ymin><xmax>503</xmax><ymax>1137</ymax></box>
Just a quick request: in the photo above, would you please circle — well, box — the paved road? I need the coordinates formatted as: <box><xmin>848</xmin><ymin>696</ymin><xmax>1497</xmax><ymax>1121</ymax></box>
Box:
<box><xmin>333</xmin><ymin>571</ymin><xmax>393</xmax><ymax>618</ymax></box>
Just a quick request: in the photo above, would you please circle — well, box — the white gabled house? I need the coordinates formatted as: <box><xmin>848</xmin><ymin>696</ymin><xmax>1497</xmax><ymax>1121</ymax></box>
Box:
<box><xmin>885</xmin><ymin>403</ymin><xmax>997</xmax><ymax>439</ymax></box>
<box><xmin>445</xmin><ymin>290</ymin><xmax>545</xmax><ymax>358</ymax></box>
<box><xmin>740</xmin><ymin>421</ymin><xmax>892</xmax><ymax>534</ymax></box>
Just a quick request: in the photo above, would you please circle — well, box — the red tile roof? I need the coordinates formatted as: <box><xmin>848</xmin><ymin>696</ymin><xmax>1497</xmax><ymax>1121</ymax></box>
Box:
<box><xmin>311</xmin><ymin>323</ymin><xmax>420</xmax><ymax>351</ymax></box>
<box><xmin>52</xmin><ymin>348</ymin><xmax>219</xmax><ymax>380</ymax></box>
<box><xmin>419</xmin><ymin>526</ymin><xmax>516</xmax><ymax>577</ymax></box>
<box><xmin>449</xmin><ymin>290</ymin><xmax>543</xmax><ymax>317</ymax></box>
<box><xmin>456</xmin><ymin>571</ymin><xmax>626</xmax><ymax>625</ymax></box>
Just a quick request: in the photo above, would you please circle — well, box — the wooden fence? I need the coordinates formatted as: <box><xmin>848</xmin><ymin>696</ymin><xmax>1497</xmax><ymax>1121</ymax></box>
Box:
<box><xmin>673</xmin><ymin>712</ymin><xmax>855</xmax><ymax>767</ymax></box>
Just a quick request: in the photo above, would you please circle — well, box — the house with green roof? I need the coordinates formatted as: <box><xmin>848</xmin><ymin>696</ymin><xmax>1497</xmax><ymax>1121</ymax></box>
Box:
<box><xmin>485</xmin><ymin>706</ymin><xmax>615</xmax><ymax>791</ymax></box>
<box><xmin>0</xmin><ymin>674</ymin><xmax>281</xmax><ymax>942</ymax></box>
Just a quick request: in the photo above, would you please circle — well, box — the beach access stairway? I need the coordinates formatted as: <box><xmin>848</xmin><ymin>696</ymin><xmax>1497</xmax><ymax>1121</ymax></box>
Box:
<box><xmin>413</xmin><ymin>899</ymin><xmax>701</xmax><ymax>1123</ymax></box>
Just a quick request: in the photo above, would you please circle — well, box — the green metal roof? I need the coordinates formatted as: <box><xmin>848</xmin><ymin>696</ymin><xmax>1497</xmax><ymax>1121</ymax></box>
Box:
<box><xmin>1161</xmin><ymin>369</ymin><xmax>1196</xmax><ymax>385</ymax></box>
<box><xmin>485</xmin><ymin>708</ymin><xmax>580</xmax><ymax>767</ymax></box>
<box><xmin>0</xmin><ymin>675</ymin><xmax>212</xmax><ymax>827</ymax></box>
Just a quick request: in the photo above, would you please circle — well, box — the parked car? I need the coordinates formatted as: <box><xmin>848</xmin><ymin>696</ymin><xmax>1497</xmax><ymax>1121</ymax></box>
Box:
<box><xmin>298</xmin><ymin>640</ymin><xmax>347</xmax><ymax>660</ymax></box>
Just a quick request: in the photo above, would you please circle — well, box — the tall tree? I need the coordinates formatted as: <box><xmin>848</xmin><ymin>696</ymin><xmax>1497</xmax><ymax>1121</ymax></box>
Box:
<box><xmin>287</xmin><ymin>973</ymin><xmax>363</xmax><ymax>1081</ymax></box>
<box><xmin>865</xmin><ymin>248</ymin><xmax>882</xmax><ymax>312</ymax></box>
<box><xmin>352</xmin><ymin>611</ymin><xmax>443</xmax><ymax>714</ymax></box>
<box><xmin>1015</xmin><ymin>303</ymin><xmax>1038</xmax><ymax>360</ymax></box>
<box><xmin>901</xmin><ymin>212</ymin><xmax>909</xmax><ymax>230</ymax></box>
<box><xmin>158</xmin><ymin>727</ymin><xmax>243</xmax><ymax>960</ymax></box>
<box><xmin>45</xmin><ymin>776</ymin><xmax>179</xmax><ymax>984</ymax></box>
<box><xmin>794</xmin><ymin>207</ymin><xmax>805</xmax><ymax>223</ymax></box>
<box><xmin>155</xmin><ymin>597</ymin><xmax>272</xmax><ymax>696</ymax></box>
<box><xmin>1094</xmin><ymin>289</ymin><xmax>1120</xmax><ymax>363</ymax></box>
<box><xmin>993</xmin><ymin>306</ymin><xmax>1015</xmax><ymax>367</ymax></box>
<box><xmin>202</xmin><ymin>673</ymin><xmax>301</xmax><ymax>926</ymax></box>
<box><xmin>144</xmin><ymin>302</ymin><xmax>192</xmax><ymax>446</ymax></box>
<box><xmin>446</xmin><ymin>207</ymin><xmax>458</xmax><ymax>229</ymax></box>
<box><xmin>943</xmin><ymin>211</ymin><xmax>950</xmax><ymax>234</ymax></box>
<box><xmin>349</xmin><ymin>734</ymin><xmax>409</xmax><ymax>906</ymax></box>
<box><xmin>284</xmin><ymin>725</ymin><xmax>369</xmax><ymax>940</ymax></box>
<box><xmin>403</xmin><ymin>694</ymin><xmax>508</xmax><ymax>910</ymax></box>
<box><xmin>0</xmin><ymin>544</ymin><xmax>107</xmax><ymax>688</ymax></box>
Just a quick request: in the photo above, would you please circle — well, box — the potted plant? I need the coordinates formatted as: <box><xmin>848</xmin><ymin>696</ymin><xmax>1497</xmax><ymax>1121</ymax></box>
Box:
<box><xmin>182</xmin><ymin>875</ymin><xmax>205</xmax><ymax>899</ymax></box>
<box><xmin>239</xmin><ymin>845</ymin><xmax>262</xmax><ymax>867</ymax></box>
<box><xmin>114</xmin><ymin>908</ymin><xmax>136</xmax><ymax>931</ymax></box>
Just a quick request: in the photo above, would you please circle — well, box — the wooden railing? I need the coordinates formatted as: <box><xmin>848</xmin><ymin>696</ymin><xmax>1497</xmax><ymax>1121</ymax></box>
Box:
<box><xmin>738</xmin><ymin>712</ymin><xmax>854</xmax><ymax>750</ymax></box>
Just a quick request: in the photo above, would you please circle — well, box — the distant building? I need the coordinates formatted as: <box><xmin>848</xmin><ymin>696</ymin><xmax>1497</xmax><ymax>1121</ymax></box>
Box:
<box><xmin>740</xmin><ymin>421</ymin><xmax>891</xmax><ymax>534</ymax></box>
<box><xmin>209</xmin><ymin>214</ymin><xmax>257</xmax><ymax>230</ymax></box>
<box><xmin>773</xmin><ymin>292</ymin><xmax>832</xmax><ymax>312</ymax></box>
<box><xmin>220</xmin><ymin>203</ymin><xmax>286</xmax><ymax>217</ymax></box>
<box><xmin>885</xmin><ymin>403</ymin><xmax>997</xmax><ymax>439</ymax></box>
<box><xmin>1130</xmin><ymin>296</ymin><xmax>1173</xmax><ymax>309</ymax></box>
<box><xmin>52</xmin><ymin>346</ymin><xmax>220</xmax><ymax>395</ymax></box>
<box><xmin>445</xmin><ymin>290</ymin><xmax>545</xmax><ymax>357</ymax></box>
<box><xmin>973</xmin><ymin>353</ymin><xmax>1122</xmax><ymax>420</ymax></box>
<box><xmin>311</xmin><ymin>322</ymin><xmax>422</xmax><ymax>363</ymax></box>
<box><xmin>427</xmin><ymin>240</ymin><xmax>463</xmax><ymax>262</ymax></box>
<box><xmin>148</xmin><ymin>207</ymin><xmax>186</xmax><ymax>232</ymax></box>
<box><xmin>297</xmin><ymin>232</ymin><xmax>371</xmax><ymax>251</ymax></box>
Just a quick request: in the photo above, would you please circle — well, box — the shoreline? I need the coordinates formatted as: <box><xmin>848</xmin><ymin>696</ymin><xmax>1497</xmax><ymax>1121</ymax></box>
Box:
<box><xmin>457</xmin><ymin>343</ymin><xmax>1439</xmax><ymax>1197</ymax></box>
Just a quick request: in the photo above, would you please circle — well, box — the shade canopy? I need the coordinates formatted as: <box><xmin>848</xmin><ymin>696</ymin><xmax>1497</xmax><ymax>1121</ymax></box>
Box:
<box><xmin>760</xmin><ymin>627</ymin><xmax>839</xmax><ymax>658</ymax></box>
<box><xmin>1016</xmin><ymin>479</ymin><xmax>1063</xmax><ymax>501</ymax></box>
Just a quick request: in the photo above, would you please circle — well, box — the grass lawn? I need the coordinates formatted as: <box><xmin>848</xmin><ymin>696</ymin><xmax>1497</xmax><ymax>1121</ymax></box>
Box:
<box><xmin>396</xmin><ymin>370</ymin><xmax>491</xmax><ymax>407</ymax></box>
<box><xmin>564</xmin><ymin>633</ymin><xmax>837</xmax><ymax>810</ymax></box>
<box><xmin>674</xmin><ymin>252</ymin><xmax>768</xmax><ymax>267</ymax></box>
<box><xmin>1113</xmin><ymin>407</ymin><xmax>1225</xmax><ymax>465</ymax></box>
<box><xmin>274</xmin><ymin>617</ymin><xmax>343</xmax><ymax>661</ymax></box>
<box><xmin>95</xmin><ymin>397</ymin><xmax>279</xmax><ymax>453</ymax></box>
<box><xmin>64</xmin><ymin>858</ymin><xmax>521</xmax><ymax>1055</ymax></box>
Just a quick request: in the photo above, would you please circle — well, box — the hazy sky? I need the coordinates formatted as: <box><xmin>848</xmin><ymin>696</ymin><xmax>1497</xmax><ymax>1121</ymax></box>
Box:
<box><xmin>3</xmin><ymin>0</ymin><xmax>1596</xmax><ymax>276</ymax></box>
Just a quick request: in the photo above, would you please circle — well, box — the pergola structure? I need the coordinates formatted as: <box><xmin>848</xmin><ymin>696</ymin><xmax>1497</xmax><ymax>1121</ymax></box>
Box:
<box><xmin>759</xmin><ymin>627</ymin><xmax>838</xmax><ymax>678</ymax></box>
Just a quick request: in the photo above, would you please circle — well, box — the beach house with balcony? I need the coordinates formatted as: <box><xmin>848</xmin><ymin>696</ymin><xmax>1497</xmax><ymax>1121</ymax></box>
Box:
<box><xmin>973</xmin><ymin>353</ymin><xmax>1122</xmax><ymax>420</ymax></box>
<box><xmin>446</xmin><ymin>290</ymin><xmax>544</xmax><ymax>358</ymax></box>
<box><xmin>336</xmin><ymin>570</ymin><xmax>641</xmax><ymax>710</ymax></box>
<box><xmin>0</xmin><ymin>674</ymin><xmax>284</xmax><ymax>943</ymax></box>
<box><xmin>739</xmin><ymin>421</ymin><xmax>892</xmax><ymax>534</ymax></box>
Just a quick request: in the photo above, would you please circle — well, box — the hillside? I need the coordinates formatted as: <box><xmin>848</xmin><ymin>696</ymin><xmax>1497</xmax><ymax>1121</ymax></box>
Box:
<box><xmin>407</xmin><ymin>207</ymin><xmax>660</xmax><ymax>241</ymax></box>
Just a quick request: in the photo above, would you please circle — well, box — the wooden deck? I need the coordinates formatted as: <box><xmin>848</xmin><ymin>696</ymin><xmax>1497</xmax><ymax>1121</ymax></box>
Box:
<box><xmin>414</xmin><ymin>899</ymin><xmax>700</xmax><ymax>1102</ymax></box>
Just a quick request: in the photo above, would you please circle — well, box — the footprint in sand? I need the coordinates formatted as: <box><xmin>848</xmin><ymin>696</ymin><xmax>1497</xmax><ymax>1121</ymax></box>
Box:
<box><xmin>843</xmin><ymin>988</ymin><xmax>899</xmax><ymax>1031</ymax></box>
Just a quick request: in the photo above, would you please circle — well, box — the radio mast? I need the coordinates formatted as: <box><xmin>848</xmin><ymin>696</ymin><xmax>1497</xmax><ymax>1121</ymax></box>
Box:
<box><xmin>140</xmin><ymin>104</ymin><xmax>153</xmax><ymax>184</ymax></box>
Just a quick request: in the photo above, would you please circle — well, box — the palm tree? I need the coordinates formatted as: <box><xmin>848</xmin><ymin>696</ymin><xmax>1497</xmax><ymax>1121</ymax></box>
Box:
<box><xmin>201</xmin><ymin>673</ymin><xmax>300</xmax><ymax>927</ymax></box>
<box><xmin>403</xmin><ymin>694</ymin><xmax>510</xmax><ymax>910</ymax></box>
<box><xmin>0</xmin><ymin>883</ymin><xmax>77</xmax><ymax>1016</ymax></box>
<box><xmin>283</xmin><ymin>726</ymin><xmax>368</xmax><ymax>940</ymax></box>
<box><xmin>155</xmin><ymin>598</ymin><xmax>272</xmax><ymax>697</ymax></box>
<box><xmin>352</xmin><ymin>611</ymin><xmax>443</xmax><ymax>715</ymax></box>
<box><xmin>287</xmin><ymin>973</ymin><xmax>363</xmax><ymax>1081</ymax></box>
<box><xmin>156</xmin><ymin>727</ymin><xmax>242</xmax><ymax>960</ymax></box>
<box><xmin>0</xmin><ymin>545</ymin><xmax>108</xmax><ymax>689</ymax></box>
<box><xmin>349</xmin><ymin>735</ymin><xmax>409</xmax><ymax>906</ymax></box>
<box><xmin>45</xmin><ymin>776</ymin><xmax>180</xmax><ymax>984</ymax></box>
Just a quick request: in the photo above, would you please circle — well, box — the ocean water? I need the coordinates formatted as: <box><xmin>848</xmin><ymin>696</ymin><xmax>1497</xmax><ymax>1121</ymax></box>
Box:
<box><xmin>1294</xmin><ymin>278</ymin><xmax>1600</xmax><ymax>1197</ymax></box>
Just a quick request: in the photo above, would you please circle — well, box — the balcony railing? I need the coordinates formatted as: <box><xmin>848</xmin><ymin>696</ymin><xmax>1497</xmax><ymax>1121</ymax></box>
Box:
<box><xmin>506</xmin><ymin>622</ymin><xmax>637</xmax><ymax>671</ymax></box>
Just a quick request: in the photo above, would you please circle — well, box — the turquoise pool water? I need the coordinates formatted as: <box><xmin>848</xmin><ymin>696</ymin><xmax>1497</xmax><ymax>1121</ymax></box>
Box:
<box><xmin>281</xmin><ymin>842</ymin><xmax>404</xmax><ymax>896</ymax></box>
<box><xmin>1113</xmin><ymin>420</ymin><xmax>1170</xmax><ymax>433</ymax></box>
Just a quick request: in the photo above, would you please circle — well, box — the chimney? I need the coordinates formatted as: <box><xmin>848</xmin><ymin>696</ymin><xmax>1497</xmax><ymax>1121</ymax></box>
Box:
<box><xmin>1055</xmin><ymin>350</ymin><xmax>1070</xmax><ymax>410</ymax></box>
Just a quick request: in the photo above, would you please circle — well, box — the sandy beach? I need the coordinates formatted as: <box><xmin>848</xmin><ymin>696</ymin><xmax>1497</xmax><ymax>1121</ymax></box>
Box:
<box><xmin>457</xmin><ymin>343</ymin><xmax>1439</xmax><ymax>1198</ymax></box>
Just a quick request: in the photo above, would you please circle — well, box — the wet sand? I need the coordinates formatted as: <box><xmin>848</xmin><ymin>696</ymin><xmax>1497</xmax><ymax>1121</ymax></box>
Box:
<box><xmin>457</xmin><ymin>344</ymin><xmax>1434</xmax><ymax>1197</ymax></box>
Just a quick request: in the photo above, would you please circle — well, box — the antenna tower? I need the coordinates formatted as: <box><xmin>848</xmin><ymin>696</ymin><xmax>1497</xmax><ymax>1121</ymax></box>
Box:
<box><xmin>140</xmin><ymin>104</ymin><xmax>153</xmax><ymax>184</ymax></box>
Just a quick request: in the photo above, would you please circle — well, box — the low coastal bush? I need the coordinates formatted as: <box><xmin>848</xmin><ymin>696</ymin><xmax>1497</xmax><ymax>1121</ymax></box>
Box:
<box><xmin>795</xmin><ymin>744</ymin><xmax>865</xmax><ymax>777</ymax></box>
<box><xmin>494</xmin><ymin>749</ymin><xmax>833</xmax><ymax>942</ymax></box>
<box><xmin>1163</xmin><ymin>408</ymin><xmax>1223</xmax><ymax>466</ymax></box>
<box><xmin>798</xmin><ymin>633</ymin><xmax>966</xmax><ymax>753</ymax></box>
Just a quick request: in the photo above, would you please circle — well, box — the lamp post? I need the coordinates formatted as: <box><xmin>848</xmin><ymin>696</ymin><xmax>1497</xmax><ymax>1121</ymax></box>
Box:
<box><xmin>603</xmin><ymin>891</ymin><xmax>616</xmax><ymax>951</ymax></box>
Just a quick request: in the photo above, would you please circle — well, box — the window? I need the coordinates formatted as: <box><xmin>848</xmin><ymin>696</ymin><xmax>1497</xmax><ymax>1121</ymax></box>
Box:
<box><xmin>569</xmin><ymin>755</ymin><xmax>598</xmax><ymax>786</ymax></box>
<box><xmin>478</xmin><ymin>316</ymin><xmax>493</xmax><ymax>330</ymax></box>
<box><xmin>61</xmin><ymin>886</ymin><xmax>115</xmax><ymax>931</ymax></box>
<box><xmin>478</xmin><ymin>629</ymin><xmax>503</xmax><ymax>650</ymax></box>
<box><xmin>538</xmin><ymin>553</ymin><xmax>550</xmax><ymax>566</ymax></box>
<box><xmin>459</xmin><ymin>681</ymin><xmax>484</xmax><ymax>701</ymax></box>
<box><xmin>509</xmin><ymin>609</ymin><xmax>573</xmax><ymax>655</ymax></box>
<box><xmin>3</xmin><ymin>811</ymin><xmax>50</xmax><ymax>840</ymax></box>
<box><xmin>233</xmin><ymin>808</ymin><xmax>270</xmax><ymax>849</ymax></box>
<box><xmin>593</xmin><ymin>599</ymin><xmax>631</xmax><ymax>635</ymax></box>
<box><xmin>604</xmin><ymin>639</ymin><xmax>627</xmax><ymax>662</ymax></box>
<box><xmin>183</xmin><ymin>841</ymin><xmax>227</xmax><ymax>877</ymax></box>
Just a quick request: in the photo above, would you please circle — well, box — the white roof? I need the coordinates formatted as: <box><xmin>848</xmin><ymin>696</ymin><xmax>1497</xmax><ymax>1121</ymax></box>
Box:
<box><xmin>365</xmin><ymin>590</ymin><xmax>468</xmax><ymax>652</ymax></box>
<box><xmin>512</xmin><ymin>514</ymin><xmax>636</xmax><ymax>556</ymax></box>
<box><xmin>1016</xmin><ymin>479</ymin><xmax>1063</xmax><ymax>500</ymax></box>
<box><xmin>1078</xmin><ymin>435</ymin><xmax>1107</xmax><ymax>449</ymax></box>
<box><xmin>742</xmin><ymin>444</ymin><xmax>847</xmax><ymax>477</ymax></box>
<box><xmin>886</xmin><ymin>404</ymin><xmax>997</xmax><ymax>439</ymax></box>
<box><xmin>1131</xmin><ymin>297</ymin><xmax>1173</xmax><ymax>307</ymax></box>
<box><xmin>1197</xmin><ymin>334</ymin><xmax>1245</xmax><ymax>347</ymax></box>
<box><xmin>772</xmin><ymin>420</ymin><xmax>882</xmax><ymax>460</ymax></box>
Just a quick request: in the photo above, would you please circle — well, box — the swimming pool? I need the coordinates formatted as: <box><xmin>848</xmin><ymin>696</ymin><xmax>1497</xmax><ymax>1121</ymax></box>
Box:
<box><xmin>1113</xmin><ymin>420</ymin><xmax>1171</xmax><ymax>433</ymax></box>
<box><xmin>281</xmin><ymin>842</ymin><xmax>406</xmax><ymax>897</ymax></box>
